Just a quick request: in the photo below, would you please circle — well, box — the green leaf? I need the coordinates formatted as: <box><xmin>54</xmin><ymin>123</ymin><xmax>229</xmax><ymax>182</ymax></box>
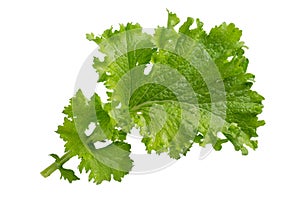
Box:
<box><xmin>88</xmin><ymin>11</ymin><xmax>264</xmax><ymax>157</ymax></box>
<box><xmin>91</xmin><ymin>23</ymin><xmax>157</xmax><ymax>134</ymax></box>
<box><xmin>167</xmin><ymin>9</ymin><xmax>180</xmax><ymax>29</ymax></box>
<box><xmin>48</xmin><ymin>154</ymin><xmax>80</xmax><ymax>183</ymax></box>
<box><xmin>57</xmin><ymin>90</ymin><xmax>133</xmax><ymax>184</ymax></box>
<box><xmin>78</xmin><ymin>141</ymin><xmax>132</xmax><ymax>183</ymax></box>
<box><xmin>126</xmin><ymin>67</ymin><xmax>200</xmax><ymax>159</ymax></box>
<box><xmin>152</xmin><ymin>15</ymin><xmax>264</xmax><ymax>154</ymax></box>
<box><xmin>59</xmin><ymin>168</ymin><xmax>80</xmax><ymax>183</ymax></box>
<box><xmin>42</xmin><ymin>10</ymin><xmax>265</xmax><ymax>185</ymax></box>
<box><xmin>90</xmin><ymin>23</ymin><xmax>155</xmax><ymax>88</ymax></box>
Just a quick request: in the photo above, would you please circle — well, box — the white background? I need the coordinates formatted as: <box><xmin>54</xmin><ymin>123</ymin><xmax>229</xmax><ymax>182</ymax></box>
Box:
<box><xmin>1</xmin><ymin>0</ymin><xmax>299</xmax><ymax>199</ymax></box>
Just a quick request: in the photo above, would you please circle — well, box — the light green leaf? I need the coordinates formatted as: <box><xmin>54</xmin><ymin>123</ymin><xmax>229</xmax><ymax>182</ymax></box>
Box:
<box><xmin>152</xmin><ymin>12</ymin><xmax>265</xmax><ymax>153</ymax></box>
<box><xmin>57</xmin><ymin>90</ymin><xmax>133</xmax><ymax>184</ymax></box>
<box><xmin>88</xmin><ymin>11</ymin><xmax>264</xmax><ymax>157</ymax></box>
<box><xmin>48</xmin><ymin>154</ymin><xmax>80</xmax><ymax>183</ymax></box>
<box><xmin>42</xmin><ymin>10</ymin><xmax>265</xmax><ymax>185</ymax></box>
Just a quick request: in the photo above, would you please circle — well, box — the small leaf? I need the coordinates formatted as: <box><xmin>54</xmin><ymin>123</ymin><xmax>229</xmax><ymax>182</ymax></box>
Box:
<box><xmin>59</xmin><ymin>168</ymin><xmax>80</xmax><ymax>183</ymax></box>
<box><xmin>49</xmin><ymin>154</ymin><xmax>60</xmax><ymax>161</ymax></box>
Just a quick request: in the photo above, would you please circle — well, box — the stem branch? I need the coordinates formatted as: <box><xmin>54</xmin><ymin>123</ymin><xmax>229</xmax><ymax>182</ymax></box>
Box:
<box><xmin>40</xmin><ymin>151</ymin><xmax>74</xmax><ymax>178</ymax></box>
